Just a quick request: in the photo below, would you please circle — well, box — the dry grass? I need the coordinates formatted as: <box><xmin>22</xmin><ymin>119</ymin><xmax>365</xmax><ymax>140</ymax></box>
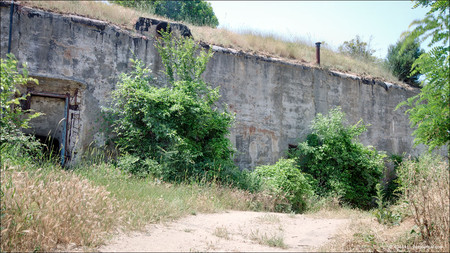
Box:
<box><xmin>0</xmin><ymin>165</ymin><xmax>120</xmax><ymax>252</ymax></box>
<box><xmin>75</xmin><ymin>163</ymin><xmax>289</xmax><ymax>230</ymax></box>
<box><xmin>319</xmin><ymin>155</ymin><xmax>449</xmax><ymax>253</ymax></box>
<box><xmin>20</xmin><ymin>0</ymin><xmax>166</xmax><ymax>29</ymax></box>
<box><xmin>192</xmin><ymin>27</ymin><xmax>398</xmax><ymax>82</ymax></box>
<box><xmin>213</xmin><ymin>226</ymin><xmax>231</xmax><ymax>240</ymax></box>
<box><xmin>255</xmin><ymin>214</ymin><xmax>281</xmax><ymax>224</ymax></box>
<box><xmin>320</xmin><ymin>215</ymin><xmax>420</xmax><ymax>252</ymax></box>
<box><xmin>249</xmin><ymin>228</ymin><xmax>287</xmax><ymax>249</ymax></box>
<box><xmin>321</xmin><ymin>214</ymin><xmax>447</xmax><ymax>252</ymax></box>
<box><xmin>0</xmin><ymin>158</ymin><xmax>281</xmax><ymax>252</ymax></box>
<box><xmin>397</xmin><ymin>155</ymin><xmax>449</xmax><ymax>251</ymax></box>
<box><xmin>17</xmin><ymin>0</ymin><xmax>402</xmax><ymax>84</ymax></box>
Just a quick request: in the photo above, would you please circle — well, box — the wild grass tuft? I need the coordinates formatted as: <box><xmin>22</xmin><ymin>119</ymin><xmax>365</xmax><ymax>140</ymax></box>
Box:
<box><xmin>191</xmin><ymin>27</ymin><xmax>399</xmax><ymax>83</ymax></box>
<box><xmin>255</xmin><ymin>214</ymin><xmax>281</xmax><ymax>224</ymax></box>
<box><xmin>249</xmin><ymin>229</ymin><xmax>287</xmax><ymax>249</ymax></box>
<box><xmin>213</xmin><ymin>226</ymin><xmax>231</xmax><ymax>240</ymax></box>
<box><xmin>320</xmin><ymin>155</ymin><xmax>449</xmax><ymax>253</ymax></box>
<box><xmin>0</xmin><ymin>164</ymin><xmax>120</xmax><ymax>252</ymax></box>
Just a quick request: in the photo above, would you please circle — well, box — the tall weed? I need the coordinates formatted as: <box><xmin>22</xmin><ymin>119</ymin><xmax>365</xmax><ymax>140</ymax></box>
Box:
<box><xmin>397</xmin><ymin>154</ymin><xmax>449</xmax><ymax>251</ymax></box>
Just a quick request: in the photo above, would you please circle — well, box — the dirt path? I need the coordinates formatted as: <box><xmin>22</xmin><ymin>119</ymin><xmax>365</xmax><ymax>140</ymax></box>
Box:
<box><xmin>98</xmin><ymin>211</ymin><xmax>349</xmax><ymax>252</ymax></box>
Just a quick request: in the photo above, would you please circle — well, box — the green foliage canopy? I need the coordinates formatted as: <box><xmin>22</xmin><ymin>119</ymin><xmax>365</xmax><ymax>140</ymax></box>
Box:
<box><xmin>396</xmin><ymin>0</ymin><xmax>449</xmax><ymax>151</ymax></box>
<box><xmin>290</xmin><ymin>108</ymin><xmax>385</xmax><ymax>209</ymax></box>
<box><xmin>113</xmin><ymin>0</ymin><xmax>219</xmax><ymax>27</ymax></box>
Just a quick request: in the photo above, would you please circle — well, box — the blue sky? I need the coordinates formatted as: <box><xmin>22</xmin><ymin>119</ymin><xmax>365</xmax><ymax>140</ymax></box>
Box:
<box><xmin>208</xmin><ymin>1</ymin><xmax>430</xmax><ymax>59</ymax></box>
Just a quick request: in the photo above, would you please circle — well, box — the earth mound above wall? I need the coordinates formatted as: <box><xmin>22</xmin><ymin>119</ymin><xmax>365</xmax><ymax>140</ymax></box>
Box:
<box><xmin>0</xmin><ymin>2</ymin><xmax>427</xmax><ymax>168</ymax></box>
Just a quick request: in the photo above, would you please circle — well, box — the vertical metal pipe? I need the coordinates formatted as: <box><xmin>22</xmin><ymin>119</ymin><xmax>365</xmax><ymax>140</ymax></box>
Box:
<box><xmin>7</xmin><ymin>0</ymin><xmax>14</xmax><ymax>54</ymax></box>
<box><xmin>60</xmin><ymin>94</ymin><xmax>70</xmax><ymax>167</ymax></box>
<box><xmin>315</xmin><ymin>42</ymin><xmax>321</xmax><ymax>65</ymax></box>
<box><xmin>64</xmin><ymin>93</ymin><xmax>70</xmax><ymax>166</ymax></box>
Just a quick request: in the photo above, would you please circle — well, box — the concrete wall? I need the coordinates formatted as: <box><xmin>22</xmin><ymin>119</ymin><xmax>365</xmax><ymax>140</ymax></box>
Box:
<box><xmin>204</xmin><ymin>51</ymin><xmax>422</xmax><ymax>167</ymax></box>
<box><xmin>0</xmin><ymin>3</ymin><xmax>424</xmax><ymax>168</ymax></box>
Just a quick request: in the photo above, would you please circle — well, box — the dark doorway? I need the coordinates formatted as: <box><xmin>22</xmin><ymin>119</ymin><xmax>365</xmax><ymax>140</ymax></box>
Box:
<box><xmin>22</xmin><ymin>90</ymin><xmax>70</xmax><ymax>166</ymax></box>
<box><xmin>34</xmin><ymin>134</ymin><xmax>61</xmax><ymax>159</ymax></box>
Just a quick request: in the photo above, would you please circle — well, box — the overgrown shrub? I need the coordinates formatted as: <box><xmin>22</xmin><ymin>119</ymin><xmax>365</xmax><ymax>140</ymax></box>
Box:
<box><xmin>338</xmin><ymin>35</ymin><xmax>376</xmax><ymax>62</ymax></box>
<box><xmin>397</xmin><ymin>154</ymin><xmax>449</xmax><ymax>250</ymax></box>
<box><xmin>291</xmin><ymin>107</ymin><xmax>385</xmax><ymax>209</ymax></box>
<box><xmin>253</xmin><ymin>158</ymin><xmax>315</xmax><ymax>213</ymax></box>
<box><xmin>104</xmin><ymin>31</ymin><xmax>236</xmax><ymax>183</ymax></box>
<box><xmin>0</xmin><ymin>54</ymin><xmax>42</xmax><ymax>155</ymax></box>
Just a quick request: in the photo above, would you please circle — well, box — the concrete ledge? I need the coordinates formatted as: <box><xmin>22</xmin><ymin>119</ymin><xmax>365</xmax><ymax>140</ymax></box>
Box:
<box><xmin>208</xmin><ymin>45</ymin><xmax>414</xmax><ymax>92</ymax></box>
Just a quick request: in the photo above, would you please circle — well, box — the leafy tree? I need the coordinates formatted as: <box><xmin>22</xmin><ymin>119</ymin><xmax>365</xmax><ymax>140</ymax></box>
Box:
<box><xmin>113</xmin><ymin>0</ymin><xmax>219</xmax><ymax>27</ymax></box>
<box><xmin>290</xmin><ymin>107</ymin><xmax>385</xmax><ymax>209</ymax></box>
<box><xmin>338</xmin><ymin>35</ymin><xmax>376</xmax><ymax>61</ymax></box>
<box><xmin>104</xmin><ymin>31</ymin><xmax>235</xmax><ymax>181</ymax></box>
<box><xmin>396</xmin><ymin>0</ymin><xmax>449</xmax><ymax>151</ymax></box>
<box><xmin>386</xmin><ymin>37</ymin><xmax>424</xmax><ymax>86</ymax></box>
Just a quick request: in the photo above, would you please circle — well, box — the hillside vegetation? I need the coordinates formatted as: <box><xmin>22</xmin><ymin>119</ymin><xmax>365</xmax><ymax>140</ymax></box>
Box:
<box><xmin>2</xmin><ymin>1</ymin><xmax>448</xmax><ymax>252</ymax></box>
<box><xmin>18</xmin><ymin>0</ymin><xmax>402</xmax><ymax>85</ymax></box>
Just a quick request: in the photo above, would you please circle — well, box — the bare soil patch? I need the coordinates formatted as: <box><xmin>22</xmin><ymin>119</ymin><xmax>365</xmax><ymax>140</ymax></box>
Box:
<box><xmin>98</xmin><ymin>211</ymin><xmax>349</xmax><ymax>252</ymax></box>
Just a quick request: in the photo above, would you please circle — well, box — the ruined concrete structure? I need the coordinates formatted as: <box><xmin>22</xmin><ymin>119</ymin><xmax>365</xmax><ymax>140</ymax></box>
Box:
<box><xmin>0</xmin><ymin>3</ymin><xmax>425</xmax><ymax>169</ymax></box>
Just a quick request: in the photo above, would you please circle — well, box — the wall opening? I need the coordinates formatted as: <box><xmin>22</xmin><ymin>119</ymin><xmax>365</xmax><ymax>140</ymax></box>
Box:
<box><xmin>22</xmin><ymin>90</ymin><xmax>69</xmax><ymax>165</ymax></box>
<box><xmin>288</xmin><ymin>144</ymin><xmax>298</xmax><ymax>153</ymax></box>
<box><xmin>20</xmin><ymin>76</ymin><xmax>85</xmax><ymax>166</ymax></box>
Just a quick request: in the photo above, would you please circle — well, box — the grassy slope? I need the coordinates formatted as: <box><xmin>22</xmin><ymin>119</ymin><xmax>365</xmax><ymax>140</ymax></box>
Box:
<box><xmin>2</xmin><ymin>150</ymin><xmax>448</xmax><ymax>252</ymax></box>
<box><xmin>0</xmin><ymin>151</ymin><xmax>276</xmax><ymax>251</ymax></box>
<box><xmin>18</xmin><ymin>0</ymin><xmax>403</xmax><ymax>85</ymax></box>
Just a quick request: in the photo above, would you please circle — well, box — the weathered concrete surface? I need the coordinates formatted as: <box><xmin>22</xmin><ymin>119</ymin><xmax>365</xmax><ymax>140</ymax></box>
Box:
<box><xmin>0</xmin><ymin>3</ymin><xmax>427</xmax><ymax>168</ymax></box>
<box><xmin>204</xmin><ymin>50</ymin><xmax>423</xmax><ymax>167</ymax></box>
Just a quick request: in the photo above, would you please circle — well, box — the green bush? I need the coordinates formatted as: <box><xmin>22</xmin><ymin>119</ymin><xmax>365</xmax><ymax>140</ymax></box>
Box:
<box><xmin>338</xmin><ymin>35</ymin><xmax>376</xmax><ymax>62</ymax></box>
<box><xmin>104</xmin><ymin>31</ymin><xmax>236</xmax><ymax>183</ymax></box>
<box><xmin>291</xmin><ymin>107</ymin><xmax>385</xmax><ymax>209</ymax></box>
<box><xmin>253</xmin><ymin>159</ymin><xmax>315</xmax><ymax>213</ymax></box>
<box><xmin>0</xmin><ymin>54</ymin><xmax>42</xmax><ymax>158</ymax></box>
